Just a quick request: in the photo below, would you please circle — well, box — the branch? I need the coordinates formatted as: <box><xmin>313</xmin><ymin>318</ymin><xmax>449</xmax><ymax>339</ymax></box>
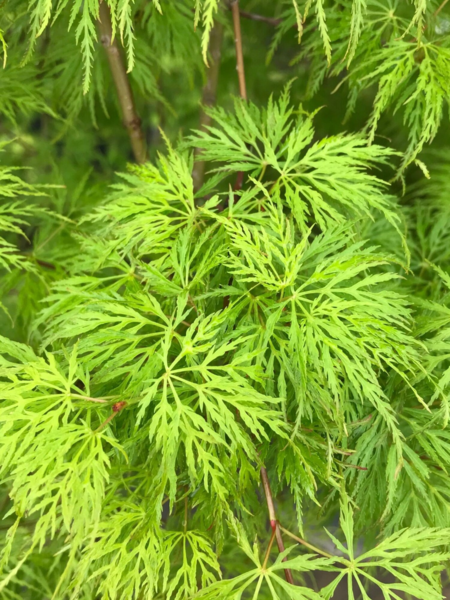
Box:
<box><xmin>260</xmin><ymin>467</ymin><xmax>295</xmax><ymax>585</ymax></box>
<box><xmin>98</xmin><ymin>2</ymin><xmax>146</xmax><ymax>164</ymax></box>
<box><xmin>192</xmin><ymin>19</ymin><xmax>225</xmax><ymax>191</ymax></box>
<box><xmin>230</xmin><ymin>0</ymin><xmax>247</xmax><ymax>101</ymax></box>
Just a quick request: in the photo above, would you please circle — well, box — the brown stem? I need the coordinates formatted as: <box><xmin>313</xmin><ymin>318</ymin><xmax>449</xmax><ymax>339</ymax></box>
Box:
<box><xmin>230</xmin><ymin>0</ymin><xmax>247</xmax><ymax>100</ymax></box>
<box><xmin>192</xmin><ymin>19</ymin><xmax>225</xmax><ymax>191</ymax></box>
<box><xmin>98</xmin><ymin>2</ymin><xmax>146</xmax><ymax>164</ymax></box>
<box><xmin>260</xmin><ymin>467</ymin><xmax>295</xmax><ymax>585</ymax></box>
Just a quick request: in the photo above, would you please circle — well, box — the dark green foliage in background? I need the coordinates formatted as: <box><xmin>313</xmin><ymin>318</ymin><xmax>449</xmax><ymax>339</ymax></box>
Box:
<box><xmin>1</xmin><ymin>0</ymin><xmax>450</xmax><ymax>598</ymax></box>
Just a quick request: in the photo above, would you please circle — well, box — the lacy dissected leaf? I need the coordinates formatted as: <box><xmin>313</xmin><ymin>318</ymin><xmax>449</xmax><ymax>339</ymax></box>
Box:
<box><xmin>321</xmin><ymin>494</ymin><xmax>450</xmax><ymax>600</ymax></box>
<box><xmin>0</xmin><ymin>149</ymin><xmax>50</xmax><ymax>283</ymax></box>
<box><xmin>0</xmin><ymin>339</ymin><xmax>123</xmax><ymax>551</ymax></box>
<box><xmin>194</xmin><ymin>523</ymin><xmax>331</xmax><ymax>599</ymax></box>
<box><xmin>71</xmin><ymin>504</ymin><xmax>161</xmax><ymax>599</ymax></box>
<box><xmin>361</xmin><ymin>41</ymin><xmax>450</xmax><ymax>170</ymax></box>
<box><xmin>218</xmin><ymin>205</ymin><xmax>421</xmax><ymax>440</ymax></box>
<box><xmin>189</xmin><ymin>89</ymin><xmax>402</xmax><ymax>232</ymax></box>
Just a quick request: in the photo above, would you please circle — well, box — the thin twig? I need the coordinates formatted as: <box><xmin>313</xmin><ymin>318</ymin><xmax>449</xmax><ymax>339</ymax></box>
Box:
<box><xmin>229</xmin><ymin>0</ymin><xmax>247</xmax><ymax>199</ymax></box>
<box><xmin>36</xmin><ymin>258</ymin><xmax>56</xmax><ymax>270</ymax></box>
<box><xmin>98</xmin><ymin>2</ymin><xmax>146</xmax><ymax>163</ymax></box>
<box><xmin>193</xmin><ymin>19</ymin><xmax>225</xmax><ymax>191</ymax></box>
<box><xmin>260</xmin><ymin>468</ymin><xmax>295</xmax><ymax>585</ymax></box>
<box><xmin>435</xmin><ymin>0</ymin><xmax>449</xmax><ymax>16</ymax></box>
<box><xmin>239</xmin><ymin>10</ymin><xmax>282</xmax><ymax>26</ymax></box>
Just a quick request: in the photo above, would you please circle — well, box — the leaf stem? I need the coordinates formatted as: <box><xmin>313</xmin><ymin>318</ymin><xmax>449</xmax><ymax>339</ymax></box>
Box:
<box><xmin>260</xmin><ymin>467</ymin><xmax>295</xmax><ymax>584</ymax></box>
<box><xmin>184</xmin><ymin>494</ymin><xmax>188</xmax><ymax>533</ymax></box>
<box><xmin>262</xmin><ymin>528</ymin><xmax>276</xmax><ymax>569</ymax></box>
<box><xmin>98</xmin><ymin>2</ymin><xmax>146</xmax><ymax>163</ymax></box>
<box><xmin>70</xmin><ymin>393</ymin><xmax>111</xmax><ymax>404</ymax></box>
<box><xmin>279</xmin><ymin>526</ymin><xmax>334</xmax><ymax>559</ymax></box>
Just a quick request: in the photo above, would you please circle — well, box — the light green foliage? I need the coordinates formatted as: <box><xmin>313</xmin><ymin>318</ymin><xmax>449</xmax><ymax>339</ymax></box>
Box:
<box><xmin>1</xmin><ymin>0</ymin><xmax>450</xmax><ymax>598</ymax></box>
<box><xmin>194</xmin><ymin>546</ymin><xmax>330</xmax><ymax>598</ymax></box>
<box><xmin>0</xmin><ymin>340</ymin><xmax>122</xmax><ymax>551</ymax></box>
<box><xmin>356</xmin><ymin>40</ymin><xmax>450</xmax><ymax>170</ymax></box>
<box><xmin>320</xmin><ymin>495</ymin><xmax>450</xmax><ymax>600</ymax></box>
<box><xmin>0</xmin><ymin>148</ymin><xmax>46</xmax><ymax>322</ymax></box>
<box><xmin>188</xmin><ymin>91</ymin><xmax>401</xmax><ymax>232</ymax></box>
<box><xmin>284</xmin><ymin>0</ymin><xmax>450</xmax><ymax>172</ymax></box>
<box><xmin>2</xmin><ymin>0</ymin><xmax>449</xmax><ymax>169</ymax></box>
<box><xmin>1</xmin><ymin>92</ymin><xmax>450</xmax><ymax>596</ymax></box>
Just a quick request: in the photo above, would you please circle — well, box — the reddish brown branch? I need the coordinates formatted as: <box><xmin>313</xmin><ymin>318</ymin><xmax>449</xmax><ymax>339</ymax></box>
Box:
<box><xmin>192</xmin><ymin>19</ymin><xmax>225</xmax><ymax>191</ymax></box>
<box><xmin>98</xmin><ymin>2</ymin><xmax>146</xmax><ymax>164</ymax></box>
<box><xmin>260</xmin><ymin>467</ymin><xmax>295</xmax><ymax>585</ymax></box>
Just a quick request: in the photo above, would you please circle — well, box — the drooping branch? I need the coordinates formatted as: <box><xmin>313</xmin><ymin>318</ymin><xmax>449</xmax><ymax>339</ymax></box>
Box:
<box><xmin>192</xmin><ymin>19</ymin><xmax>225</xmax><ymax>191</ymax></box>
<box><xmin>260</xmin><ymin>467</ymin><xmax>295</xmax><ymax>585</ymax></box>
<box><xmin>97</xmin><ymin>2</ymin><xmax>146</xmax><ymax>164</ymax></box>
